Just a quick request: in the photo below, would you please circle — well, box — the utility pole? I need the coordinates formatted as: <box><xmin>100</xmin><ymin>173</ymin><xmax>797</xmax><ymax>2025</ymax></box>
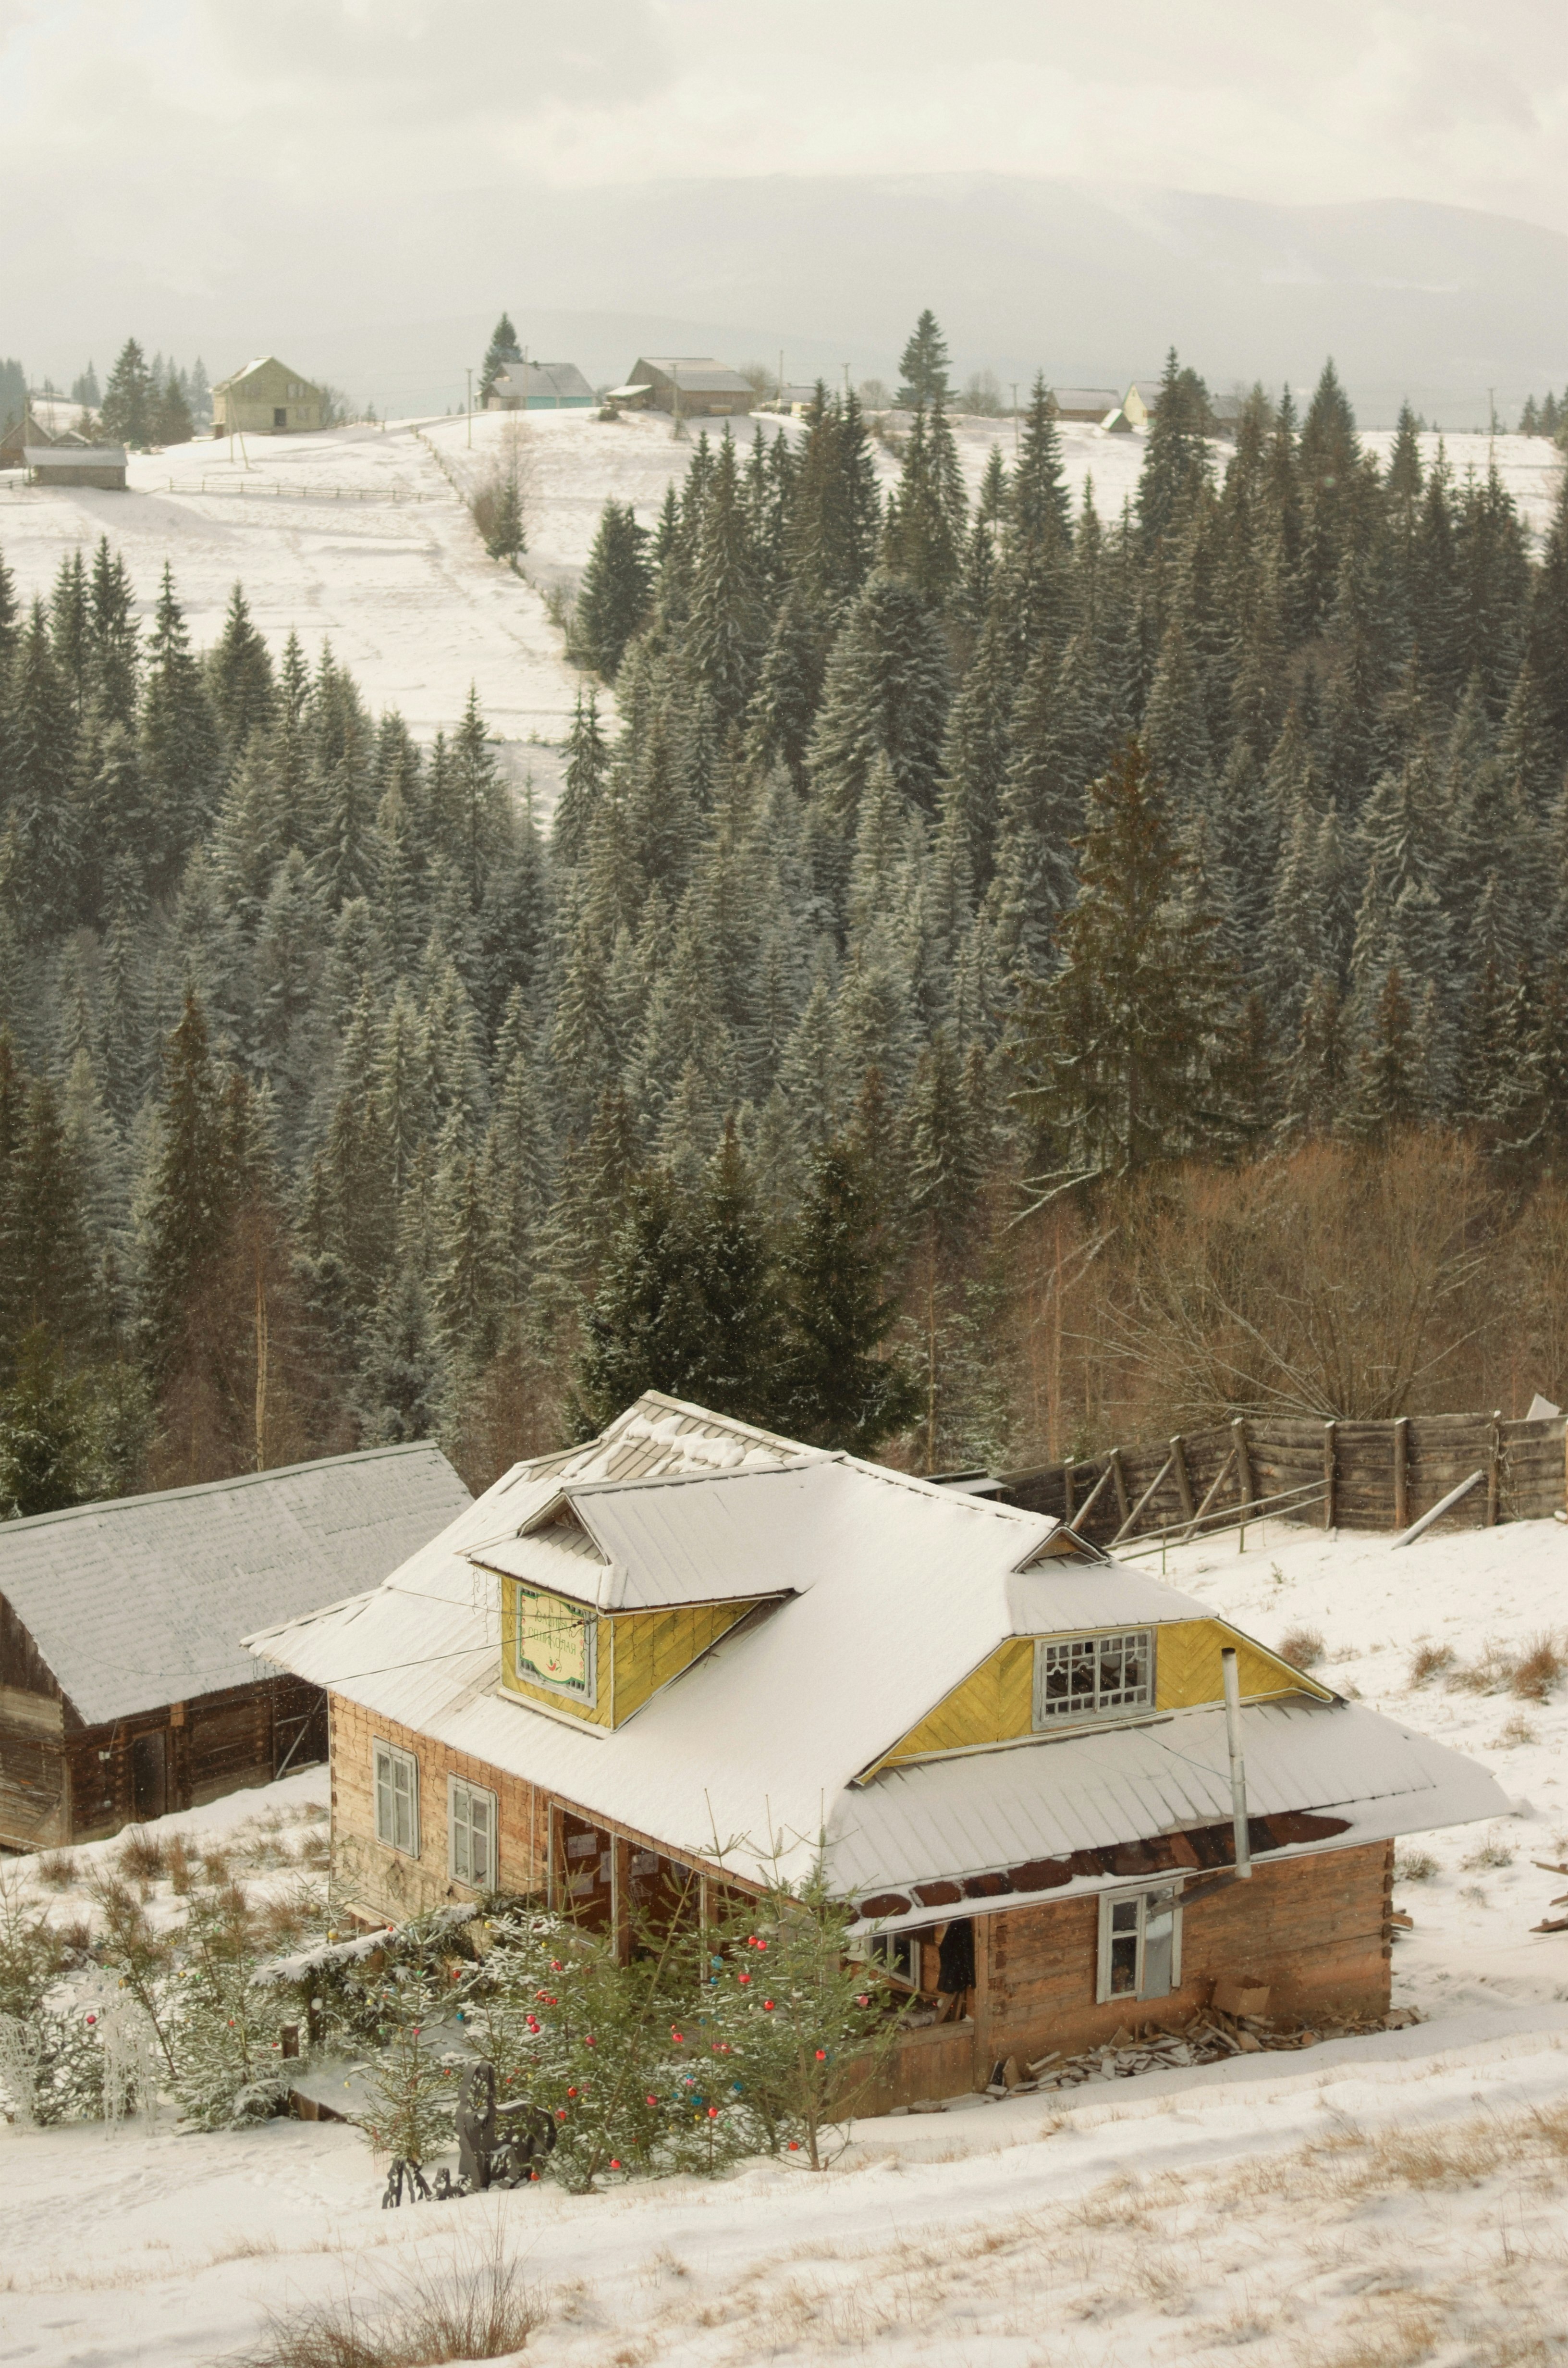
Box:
<box><xmin>466</xmin><ymin>367</ymin><xmax>472</xmax><ymax>448</ymax></box>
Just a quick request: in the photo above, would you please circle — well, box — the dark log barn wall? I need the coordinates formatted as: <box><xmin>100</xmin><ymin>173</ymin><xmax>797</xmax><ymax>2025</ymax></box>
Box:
<box><xmin>0</xmin><ymin>1669</ymin><xmax>327</xmax><ymax>1851</ymax></box>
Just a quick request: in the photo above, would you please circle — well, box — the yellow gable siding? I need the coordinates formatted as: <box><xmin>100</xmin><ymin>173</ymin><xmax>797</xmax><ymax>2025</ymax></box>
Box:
<box><xmin>612</xmin><ymin>1602</ymin><xmax>753</xmax><ymax>1724</ymax></box>
<box><xmin>878</xmin><ymin>1618</ymin><xmax>1323</xmax><ymax>1768</ymax></box>
<box><xmin>500</xmin><ymin>1584</ymin><xmax>755</xmax><ymax>1728</ymax></box>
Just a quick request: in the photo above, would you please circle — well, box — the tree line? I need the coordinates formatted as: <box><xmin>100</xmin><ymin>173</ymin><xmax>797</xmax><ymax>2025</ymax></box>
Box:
<box><xmin>7</xmin><ymin>322</ymin><xmax>1568</xmax><ymax>1510</ymax></box>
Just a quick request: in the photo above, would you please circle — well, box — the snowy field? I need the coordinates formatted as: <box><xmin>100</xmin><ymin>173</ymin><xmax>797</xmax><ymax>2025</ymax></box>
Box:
<box><xmin>0</xmin><ymin>407</ymin><xmax>1556</xmax><ymax>829</ymax></box>
<box><xmin>8</xmin><ymin>1512</ymin><xmax>1568</xmax><ymax>2364</ymax></box>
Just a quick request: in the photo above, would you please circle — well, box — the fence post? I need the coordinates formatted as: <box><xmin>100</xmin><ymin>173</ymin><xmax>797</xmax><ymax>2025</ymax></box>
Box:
<box><xmin>1169</xmin><ymin>1435</ymin><xmax>1195</xmax><ymax>1525</ymax></box>
<box><xmin>1323</xmin><ymin>1421</ymin><xmax>1337</xmax><ymax>1531</ymax></box>
<box><xmin>1486</xmin><ymin>1411</ymin><xmax>1501</xmax><ymax>1527</ymax></box>
<box><xmin>1393</xmin><ymin>1416</ymin><xmax>1409</xmax><ymax>1533</ymax></box>
<box><xmin>1231</xmin><ymin>1417</ymin><xmax>1253</xmax><ymax>1514</ymax></box>
<box><xmin>1110</xmin><ymin>1449</ymin><xmax>1129</xmax><ymax>1527</ymax></box>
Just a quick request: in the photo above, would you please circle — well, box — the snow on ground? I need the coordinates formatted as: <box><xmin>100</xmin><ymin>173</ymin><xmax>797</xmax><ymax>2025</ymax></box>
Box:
<box><xmin>8</xmin><ymin>1514</ymin><xmax>1568</xmax><ymax>2363</ymax></box>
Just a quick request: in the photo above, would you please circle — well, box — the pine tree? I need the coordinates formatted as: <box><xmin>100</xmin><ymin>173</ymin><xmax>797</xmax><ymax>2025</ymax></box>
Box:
<box><xmin>1138</xmin><ymin>350</ymin><xmax>1213</xmax><ymax>552</ymax></box>
<box><xmin>1016</xmin><ymin>739</ymin><xmax>1240</xmax><ymax>1176</ymax></box>
<box><xmin>100</xmin><ymin>339</ymin><xmax>153</xmax><ymax>448</ymax></box>
<box><xmin>137</xmin><ymin>990</ymin><xmax>228</xmax><ymax>1371</ymax></box>
<box><xmin>207</xmin><ymin>584</ymin><xmax>275</xmax><ymax>767</ymax></box>
<box><xmin>805</xmin><ymin>571</ymin><xmax>950</xmax><ymax>831</ymax></box>
<box><xmin>151</xmin><ymin>365</ymin><xmax>194</xmax><ymax>447</ymax></box>
<box><xmin>686</xmin><ymin>434</ymin><xmax>765</xmax><ymax>728</ymax></box>
<box><xmin>745</xmin><ymin>586</ymin><xmax>826</xmax><ymax>795</ymax></box>
<box><xmin>478</xmin><ymin>313</ymin><xmax>523</xmax><ymax>407</ymax></box>
<box><xmin>777</xmin><ymin>1135</ymin><xmax>919</xmax><ymax>1454</ymax></box>
<box><xmin>87</xmin><ymin>535</ymin><xmax>140</xmax><ymax>729</ymax></box>
<box><xmin>140</xmin><ymin>564</ymin><xmax>220</xmax><ymax>881</ymax></box>
<box><xmin>895</xmin><ymin>310</ymin><xmax>952</xmax><ymax>409</ymax></box>
<box><xmin>570</xmin><ymin>503</ymin><xmax>651</xmax><ymax>680</ymax></box>
<box><xmin>785</xmin><ymin>391</ymin><xmax>881</xmax><ymax>615</ymax></box>
<box><xmin>1</xmin><ymin>601</ymin><xmax>78</xmax><ymax>935</ymax></box>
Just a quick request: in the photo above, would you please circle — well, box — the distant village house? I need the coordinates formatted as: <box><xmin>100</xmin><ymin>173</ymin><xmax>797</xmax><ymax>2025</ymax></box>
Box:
<box><xmin>623</xmin><ymin>358</ymin><xmax>756</xmax><ymax>418</ymax></box>
<box><xmin>1051</xmin><ymin>387</ymin><xmax>1123</xmax><ymax>424</ymax></box>
<box><xmin>211</xmin><ymin>356</ymin><xmax>325</xmax><ymax>435</ymax></box>
<box><xmin>0</xmin><ymin>1444</ymin><xmax>469</xmax><ymax>1851</ymax></box>
<box><xmin>23</xmin><ymin>444</ymin><xmax>127</xmax><ymax>491</ymax></box>
<box><xmin>488</xmin><ymin>361</ymin><xmax>595</xmax><ymax>411</ymax></box>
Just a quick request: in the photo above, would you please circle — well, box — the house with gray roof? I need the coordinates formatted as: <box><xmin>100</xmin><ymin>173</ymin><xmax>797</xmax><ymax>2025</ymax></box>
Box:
<box><xmin>488</xmin><ymin>361</ymin><xmax>595</xmax><ymax>411</ymax></box>
<box><xmin>0</xmin><ymin>1444</ymin><xmax>470</xmax><ymax>1851</ymax></box>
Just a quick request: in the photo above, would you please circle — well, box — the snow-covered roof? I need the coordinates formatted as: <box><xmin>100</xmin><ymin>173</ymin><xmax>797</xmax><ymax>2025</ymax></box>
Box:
<box><xmin>835</xmin><ymin>1696</ymin><xmax>1504</xmax><ymax>1931</ymax></box>
<box><xmin>213</xmin><ymin>357</ymin><xmax>318</xmax><ymax>392</ymax></box>
<box><xmin>1052</xmin><ymin>387</ymin><xmax>1122</xmax><ymax>413</ymax></box>
<box><xmin>24</xmin><ymin>445</ymin><xmax>125</xmax><ymax>468</ymax></box>
<box><xmin>492</xmin><ymin>361</ymin><xmax>595</xmax><ymax>403</ymax></box>
<box><xmin>0</xmin><ymin>1444</ymin><xmax>471</xmax><ymax>1725</ymax></box>
<box><xmin>246</xmin><ymin>1395</ymin><xmax>1500</xmax><ymax>1893</ymax></box>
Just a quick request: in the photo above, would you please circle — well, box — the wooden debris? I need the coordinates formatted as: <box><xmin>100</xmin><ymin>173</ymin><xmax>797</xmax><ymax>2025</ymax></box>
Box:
<box><xmin>1532</xmin><ymin>1914</ymin><xmax>1568</xmax><ymax>1934</ymax></box>
<box><xmin>1389</xmin><ymin>1910</ymin><xmax>1414</xmax><ymax>1930</ymax></box>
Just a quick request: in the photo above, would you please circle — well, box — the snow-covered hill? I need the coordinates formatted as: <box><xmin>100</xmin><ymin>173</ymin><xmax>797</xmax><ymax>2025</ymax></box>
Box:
<box><xmin>5</xmin><ymin>1510</ymin><xmax>1568</xmax><ymax>2365</ymax></box>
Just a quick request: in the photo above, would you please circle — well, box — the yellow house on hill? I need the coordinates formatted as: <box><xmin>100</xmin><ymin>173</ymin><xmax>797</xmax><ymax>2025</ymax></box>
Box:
<box><xmin>211</xmin><ymin>356</ymin><xmax>325</xmax><ymax>435</ymax></box>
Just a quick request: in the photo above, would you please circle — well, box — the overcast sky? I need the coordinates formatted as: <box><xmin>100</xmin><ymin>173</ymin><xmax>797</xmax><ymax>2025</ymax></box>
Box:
<box><xmin>5</xmin><ymin>0</ymin><xmax>1568</xmax><ymax>234</ymax></box>
<box><xmin>5</xmin><ymin>0</ymin><xmax>1568</xmax><ymax>401</ymax></box>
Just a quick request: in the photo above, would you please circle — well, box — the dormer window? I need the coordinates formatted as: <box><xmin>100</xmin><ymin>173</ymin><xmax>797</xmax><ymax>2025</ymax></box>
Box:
<box><xmin>514</xmin><ymin>1584</ymin><xmax>596</xmax><ymax>1704</ymax></box>
<box><xmin>1033</xmin><ymin>1630</ymin><xmax>1153</xmax><ymax>1726</ymax></box>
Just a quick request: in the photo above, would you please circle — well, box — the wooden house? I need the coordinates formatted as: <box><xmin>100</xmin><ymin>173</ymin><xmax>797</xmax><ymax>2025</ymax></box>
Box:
<box><xmin>0</xmin><ymin>1445</ymin><xmax>469</xmax><ymax>1852</ymax></box>
<box><xmin>211</xmin><ymin>357</ymin><xmax>325</xmax><ymax>435</ymax></box>
<box><xmin>248</xmin><ymin>1395</ymin><xmax>1501</xmax><ymax>2110</ymax></box>
<box><xmin>1121</xmin><ymin>378</ymin><xmax>1166</xmax><ymax>428</ymax></box>
<box><xmin>1051</xmin><ymin>387</ymin><xmax>1122</xmax><ymax>424</ymax></box>
<box><xmin>488</xmin><ymin>362</ymin><xmax>595</xmax><ymax>411</ymax></box>
<box><xmin>623</xmin><ymin>359</ymin><xmax>755</xmax><ymax>418</ymax></box>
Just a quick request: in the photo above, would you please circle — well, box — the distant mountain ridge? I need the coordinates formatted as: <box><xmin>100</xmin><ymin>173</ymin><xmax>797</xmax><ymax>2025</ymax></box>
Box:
<box><xmin>22</xmin><ymin>174</ymin><xmax>1568</xmax><ymax>427</ymax></box>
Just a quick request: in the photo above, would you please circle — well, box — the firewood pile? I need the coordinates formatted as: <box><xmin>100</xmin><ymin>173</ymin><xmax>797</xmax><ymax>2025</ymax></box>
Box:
<box><xmin>978</xmin><ymin>2001</ymin><xmax>1419</xmax><ymax>2099</ymax></box>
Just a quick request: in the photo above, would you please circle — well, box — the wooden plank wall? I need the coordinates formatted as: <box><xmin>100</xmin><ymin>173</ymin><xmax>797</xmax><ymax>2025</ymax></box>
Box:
<box><xmin>999</xmin><ymin>1413</ymin><xmax>1567</xmax><ymax>1545</ymax></box>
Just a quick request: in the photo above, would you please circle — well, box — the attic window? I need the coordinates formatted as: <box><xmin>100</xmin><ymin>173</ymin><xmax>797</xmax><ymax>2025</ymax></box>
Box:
<box><xmin>514</xmin><ymin>1584</ymin><xmax>596</xmax><ymax>1704</ymax></box>
<box><xmin>1033</xmin><ymin>1630</ymin><xmax>1154</xmax><ymax>1726</ymax></box>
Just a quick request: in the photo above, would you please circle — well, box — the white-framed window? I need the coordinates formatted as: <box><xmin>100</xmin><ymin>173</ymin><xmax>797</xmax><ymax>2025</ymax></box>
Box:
<box><xmin>1033</xmin><ymin>1629</ymin><xmax>1154</xmax><ymax>1726</ymax></box>
<box><xmin>1096</xmin><ymin>1884</ymin><xmax>1182</xmax><ymax>2003</ymax></box>
<box><xmin>514</xmin><ymin>1583</ymin><xmax>597</xmax><ymax>1705</ymax></box>
<box><xmin>373</xmin><ymin>1738</ymin><xmax>420</xmax><ymax>1857</ymax></box>
<box><xmin>449</xmin><ymin>1775</ymin><xmax>497</xmax><ymax>1890</ymax></box>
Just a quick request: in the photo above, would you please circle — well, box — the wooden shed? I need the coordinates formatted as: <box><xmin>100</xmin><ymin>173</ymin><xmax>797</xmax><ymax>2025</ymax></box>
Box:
<box><xmin>250</xmin><ymin>1394</ymin><xmax>1503</xmax><ymax>2102</ymax></box>
<box><xmin>0</xmin><ymin>1444</ymin><xmax>470</xmax><ymax>1852</ymax></box>
<box><xmin>23</xmin><ymin>443</ymin><xmax>127</xmax><ymax>491</ymax></box>
<box><xmin>1051</xmin><ymin>387</ymin><xmax>1122</xmax><ymax>424</ymax></box>
<box><xmin>488</xmin><ymin>362</ymin><xmax>595</xmax><ymax>410</ymax></box>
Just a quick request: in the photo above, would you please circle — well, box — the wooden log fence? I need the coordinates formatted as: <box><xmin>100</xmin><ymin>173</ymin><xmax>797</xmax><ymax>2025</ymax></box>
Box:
<box><xmin>995</xmin><ymin>1409</ymin><xmax>1568</xmax><ymax>1550</ymax></box>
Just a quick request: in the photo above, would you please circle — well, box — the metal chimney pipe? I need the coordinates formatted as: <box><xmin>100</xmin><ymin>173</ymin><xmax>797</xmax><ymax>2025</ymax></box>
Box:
<box><xmin>1221</xmin><ymin>1647</ymin><xmax>1252</xmax><ymax>1879</ymax></box>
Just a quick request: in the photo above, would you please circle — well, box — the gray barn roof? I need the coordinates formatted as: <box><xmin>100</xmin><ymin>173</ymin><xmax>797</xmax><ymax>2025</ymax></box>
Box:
<box><xmin>631</xmin><ymin>357</ymin><xmax>754</xmax><ymax>395</ymax></box>
<box><xmin>0</xmin><ymin>1444</ymin><xmax>471</xmax><ymax>1725</ymax></box>
<box><xmin>24</xmin><ymin>445</ymin><xmax>127</xmax><ymax>468</ymax></box>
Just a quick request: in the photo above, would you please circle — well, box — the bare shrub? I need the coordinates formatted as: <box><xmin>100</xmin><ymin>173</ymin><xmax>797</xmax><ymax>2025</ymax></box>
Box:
<box><xmin>1511</xmin><ymin>1634</ymin><xmax>1564</xmax><ymax>1702</ymax></box>
<box><xmin>165</xmin><ymin>1835</ymin><xmax>197</xmax><ymax>1895</ymax></box>
<box><xmin>118</xmin><ymin>1826</ymin><xmax>166</xmax><ymax>1883</ymax></box>
<box><xmin>1278</xmin><ymin>1626</ymin><xmax>1325</xmax><ymax>1670</ymax></box>
<box><xmin>34</xmin><ymin>1850</ymin><xmax>79</xmax><ymax>1892</ymax></box>
<box><xmin>248</xmin><ymin>2228</ymin><xmax>541</xmax><ymax>2367</ymax></box>
<box><xmin>1394</xmin><ymin>1849</ymin><xmax>1438</xmax><ymax>1882</ymax></box>
<box><xmin>1496</xmin><ymin>1714</ymin><xmax>1538</xmax><ymax>1747</ymax></box>
<box><xmin>467</xmin><ymin>419</ymin><xmax>534</xmax><ymax>567</ymax></box>
<box><xmin>1463</xmin><ymin>1835</ymin><xmax>1515</xmax><ymax>1871</ymax></box>
<box><xmin>1408</xmin><ymin>1641</ymin><xmax>1456</xmax><ymax>1687</ymax></box>
<box><xmin>1451</xmin><ymin>1642</ymin><xmax>1518</xmax><ymax>1695</ymax></box>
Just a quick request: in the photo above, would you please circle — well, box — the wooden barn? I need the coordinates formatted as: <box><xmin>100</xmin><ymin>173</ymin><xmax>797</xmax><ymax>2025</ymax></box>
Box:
<box><xmin>249</xmin><ymin>1396</ymin><xmax>1500</xmax><ymax>2109</ymax></box>
<box><xmin>623</xmin><ymin>358</ymin><xmax>755</xmax><ymax>418</ymax></box>
<box><xmin>211</xmin><ymin>357</ymin><xmax>324</xmax><ymax>435</ymax></box>
<box><xmin>487</xmin><ymin>362</ymin><xmax>595</xmax><ymax>410</ymax></box>
<box><xmin>0</xmin><ymin>1444</ymin><xmax>469</xmax><ymax>1852</ymax></box>
<box><xmin>23</xmin><ymin>443</ymin><xmax>127</xmax><ymax>491</ymax></box>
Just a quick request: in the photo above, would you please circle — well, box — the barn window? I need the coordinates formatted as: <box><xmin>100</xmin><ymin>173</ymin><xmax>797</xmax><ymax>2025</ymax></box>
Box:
<box><xmin>514</xmin><ymin>1584</ymin><xmax>596</xmax><ymax>1704</ymax></box>
<box><xmin>373</xmin><ymin>1739</ymin><xmax>419</xmax><ymax>1856</ymax></box>
<box><xmin>1096</xmin><ymin>1885</ymin><xmax>1181</xmax><ymax>2003</ymax></box>
<box><xmin>1033</xmin><ymin>1630</ymin><xmax>1154</xmax><ymax>1726</ymax></box>
<box><xmin>449</xmin><ymin>1775</ymin><xmax>496</xmax><ymax>1889</ymax></box>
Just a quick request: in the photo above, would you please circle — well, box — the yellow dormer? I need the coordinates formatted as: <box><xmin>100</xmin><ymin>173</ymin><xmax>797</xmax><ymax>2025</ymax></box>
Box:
<box><xmin>498</xmin><ymin>1579</ymin><xmax>759</xmax><ymax>1728</ymax></box>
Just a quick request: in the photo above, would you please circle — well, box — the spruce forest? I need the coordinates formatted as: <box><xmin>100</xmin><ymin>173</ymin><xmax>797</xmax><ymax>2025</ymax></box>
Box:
<box><xmin>6</xmin><ymin>338</ymin><xmax>1568</xmax><ymax>1514</ymax></box>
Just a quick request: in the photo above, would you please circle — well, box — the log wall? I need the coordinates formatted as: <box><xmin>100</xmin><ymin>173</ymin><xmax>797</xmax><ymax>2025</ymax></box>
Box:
<box><xmin>1001</xmin><ymin>1412</ymin><xmax>1566</xmax><ymax>1546</ymax></box>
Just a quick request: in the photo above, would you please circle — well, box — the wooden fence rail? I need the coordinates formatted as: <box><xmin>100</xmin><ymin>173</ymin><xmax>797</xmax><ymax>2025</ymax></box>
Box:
<box><xmin>995</xmin><ymin>1411</ymin><xmax>1568</xmax><ymax>1549</ymax></box>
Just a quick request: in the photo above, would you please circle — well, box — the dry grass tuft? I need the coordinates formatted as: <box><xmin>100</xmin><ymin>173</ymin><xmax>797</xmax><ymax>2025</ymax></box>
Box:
<box><xmin>246</xmin><ymin>2228</ymin><xmax>541</xmax><ymax>2367</ymax></box>
<box><xmin>1451</xmin><ymin>1640</ymin><xmax>1519</xmax><ymax>1696</ymax></box>
<box><xmin>1407</xmin><ymin>1641</ymin><xmax>1455</xmax><ymax>1687</ymax></box>
<box><xmin>117</xmin><ymin>1826</ymin><xmax>167</xmax><ymax>1882</ymax></box>
<box><xmin>165</xmin><ymin>1835</ymin><xmax>197</xmax><ymax>1895</ymax></box>
<box><xmin>34</xmin><ymin>1848</ymin><xmax>80</xmax><ymax>1891</ymax></box>
<box><xmin>1278</xmin><ymin>1626</ymin><xmax>1326</xmax><ymax>1671</ymax></box>
<box><xmin>1462</xmin><ymin>1835</ymin><xmax>1514</xmax><ymax>1871</ymax></box>
<box><xmin>1511</xmin><ymin>1634</ymin><xmax>1565</xmax><ymax>1702</ymax></box>
<box><xmin>1496</xmin><ymin>1713</ymin><xmax>1538</xmax><ymax>1747</ymax></box>
<box><xmin>1393</xmin><ymin>1848</ymin><xmax>1438</xmax><ymax>1882</ymax></box>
